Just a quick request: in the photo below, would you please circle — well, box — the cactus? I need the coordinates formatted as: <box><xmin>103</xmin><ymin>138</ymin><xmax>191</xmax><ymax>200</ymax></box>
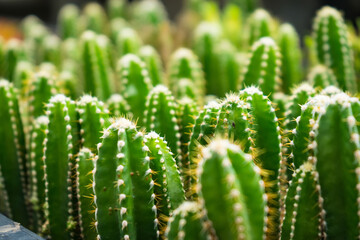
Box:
<box><xmin>222</xmin><ymin>4</ymin><xmax>242</xmax><ymax>49</ymax></box>
<box><xmin>241</xmin><ymin>37</ymin><xmax>282</xmax><ymax>97</ymax></box>
<box><xmin>76</xmin><ymin>148</ymin><xmax>97</xmax><ymax>240</ymax></box>
<box><xmin>313</xmin><ymin>6</ymin><xmax>357</xmax><ymax>92</ymax></box>
<box><xmin>144</xmin><ymin>132</ymin><xmax>185</xmax><ymax>235</ymax></box>
<box><xmin>116</xmin><ymin>27</ymin><xmax>142</xmax><ymax>56</ymax></box>
<box><xmin>168</xmin><ymin>48</ymin><xmax>205</xmax><ymax>103</ymax></box>
<box><xmin>80</xmin><ymin>31</ymin><xmax>113</xmax><ymax>100</ymax></box>
<box><xmin>307</xmin><ymin>65</ymin><xmax>337</xmax><ymax>89</ymax></box>
<box><xmin>118</xmin><ymin>54</ymin><xmax>152</xmax><ymax>124</ymax></box>
<box><xmin>28</xmin><ymin>116</ymin><xmax>48</xmax><ymax>232</ymax></box>
<box><xmin>107</xmin><ymin>0</ymin><xmax>126</xmax><ymax>19</ymax></box>
<box><xmin>144</xmin><ymin>85</ymin><xmax>181</xmax><ymax>161</ymax></box>
<box><xmin>278</xmin><ymin>23</ymin><xmax>302</xmax><ymax>94</ymax></box>
<box><xmin>240</xmin><ymin>87</ymin><xmax>282</xmax><ymax>238</ymax></box>
<box><xmin>13</xmin><ymin>60</ymin><xmax>33</xmax><ymax>93</ymax></box>
<box><xmin>77</xmin><ymin>95</ymin><xmax>110</xmax><ymax>152</ymax></box>
<box><xmin>314</xmin><ymin>93</ymin><xmax>360</xmax><ymax>239</ymax></box>
<box><xmin>93</xmin><ymin>118</ymin><xmax>157</xmax><ymax>240</ymax></box>
<box><xmin>247</xmin><ymin>9</ymin><xmax>274</xmax><ymax>46</ymax></box>
<box><xmin>0</xmin><ymin>80</ymin><xmax>29</xmax><ymax>226</ymax></box>
<box><xmin>280</xmin><ymin>162</ymin><xmax>323</xmax><ymax>239</ymax></box>
<box><xmin>165</xmin><ymin>201</ymin><xmax>215</xmax><ymax>240</ymax></box>
<box><xmin>82</xmin><ymin>2</ymin><xmax>108</xmax><ymax>34</ymax></box>
<box><xmin>139</xmin><ymin>45</ymin><xmax>164</xmax><ymax>86</ymax></box>
<box><xmin>106</xmin><ymin>93</ymin><xmax>131</xmax><ymax>117</ymax></box>
<box><xmin>58</xmin><ymin>4</ymin><xmax>80</xmax><ymax>39</ymax></box>
<box><xmin>42</xmin><ymin>35</ymin><xmax>62</xmax><ymax>68</ymax></box>
<box><xmin>197</xmin><ymin>139</ymin><xmax>266</xmax><ymax>240</ymax></box>
<box><xmin>4</xmin><ymin>39</ymin><xmax>26</xmax><ymax>82</ymax></box>
<box><xmin>43</xmin><ymin>94</ymin><xmax>79</xmax><ymax>239</ymax></box>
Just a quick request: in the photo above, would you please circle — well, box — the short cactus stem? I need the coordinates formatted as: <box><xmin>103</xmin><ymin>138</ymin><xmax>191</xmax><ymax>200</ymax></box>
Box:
<box><xmin>28</xmin><ymin>116</ymin><xmax>49</xmax><ymax>232</ymax></box>
<box><xmin>57</xmin><ymin>4</ymin><xmax>80</xmax><ymax>39</ymax></box>
<box><xmin>94</xmin><ymin>118</ymin><xmax>157</xmax><ymax>240</ymax></box>
<box><xmin>4</xmin><ymin>39</ymin><xmax>26</xmax><ymax>82</ymax></box>
<box><xmin>144</xmin><ymin>132</ymin><xmax>185</xmax><ymax>235</ymax></box>
<box><xmin>278</xmin><ymin>23</ymin><xmax>302</xmax><ymax>94</ymax></box>
<box><xmin>106</xmin><ymin>93</ymin><xmax>130</xmax><ymax>117</ymax></box>
<box><xmin>240</xmin><ymin>86</ymin><xmax>281</xmax><ymax>238</ymax></box>
<box><xmin>139</xmin><ymin>45</ymin><xmax>164</xmax><ymax>86</ymax></box>
<box><xmin>107</xmin><ymin>0</ymin><xmax>126</xmax><ymax>19</ymax></box>
<box><xmin>144</xmin><ymin>85</ymin><xmax>181</xmax><ymax>162</ymax></box>
<box><xmin>168</xmin><ymin>48</ymin><xmax>205</xmax><ymax>103</ymax></box>
<box><xmin>13</xmin><ymin>60</ymin><xmax>33</xmax><ymax>92</ymax></box>
<box><xmin>118</xmin><ymin>54</ymin><xmax>152</xmax><ymax>125</ymax></box>
<box><xmin>241</xmin><ymin>37</ymin><xmax>282</xmax><ymax>97</ymax></box>
<box><xmin>116</xmin><ymin>27</ymin><xmax>142</xmax><ymax>56</ymax></box>
<box><xmin>313</xmin><ymin>6</ymin><xmax>357</xmax><ymax>92</ymax></box>
<box><xmin>198</xmin><ymin>139</ymin><xmax>266</xmax><ymax>240</ymax></box>
<box><xmin>247</xmin><ymin>9</ymin><xmax>274</xmax><ymax>46</ymax></box>
<box><xmin>77</xmin><ymin>95</ymin><xmax>110</xmax><ymax>152</ymax></box>
<box><xmin>307</xmin><ymin>65</ymin><xmax>337</xmax><ymax>89</ymax></box>
<box><xmin>280</xmin><ymin>162</ymin><xmax>323</xmax><ymax>239</ymax></box>
<box><xmin>43</xmin><ymin>94</ymin><xmax>78</xmax><ymax>239</ymax></box>
<box><xmin>314</xmin><ymin>94</ymin><xmax>360</xmax><ymax>239</ymax></box>
<box><xmin>42</xmin><ymin>35</ymin><xmax>62</xmax><ymax>68</ymax></box>
<box><xmin>76</xmin><ymin>148</ymin><xmax>97</xmax><ymax>240</ymax></box>
<box><xmin>58</xmin><ymin>71</ymin><xmax>78</xmax><ymax>100</ymax></box>
<box><xmin>193</xmin><ymin>22</ymin><xmax>222</xmax><ymax>96</ymax></box>
<box><xmin>80</xmin><ymin>31</ymin><xmax>113</xmax><ymax>100</ymax></box>
<box><xmin>165</xmin><ymin>201</ymin><xmax>215</xmax><ymax>240</ymax></box>
<box><xmin>0</xmin><ymin>79</ymin><xmax>29</xmax><ymax>226</ymax></box>
<box><xmin>83</xmin><ymin>2</ymin><xmax>108</xmax><ymax>34</ymax></box>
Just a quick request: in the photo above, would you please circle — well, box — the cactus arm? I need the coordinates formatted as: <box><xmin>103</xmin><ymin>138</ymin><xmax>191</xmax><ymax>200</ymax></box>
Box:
<box><xmin>0</xmin><ymin>80</ymin><xmax>29</xmax><ymax>226</ymax></box>
<box><xmin>76</xmin><ymin>148</ymin><xmax>97</xmax><ymax>240</ymax></box>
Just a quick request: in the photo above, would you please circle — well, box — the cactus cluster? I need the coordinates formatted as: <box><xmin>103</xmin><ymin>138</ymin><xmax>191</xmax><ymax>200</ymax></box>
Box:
<box><xmin>1</xmin><ymin>1</ymin><xmax>360</xmax><ymax>239</ymax></box>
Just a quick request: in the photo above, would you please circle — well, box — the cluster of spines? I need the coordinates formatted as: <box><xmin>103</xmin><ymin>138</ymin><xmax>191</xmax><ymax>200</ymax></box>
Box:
<box><xmin>197</xmin><ymin>139</ymin><xmax>267</xmax><ymax>240</ymax></box>
<box><xmin>118</xmin><ymin>54</ymin><xmax>152</xmax><ymax>125</ymax></box>
<box><xmin>93</xmin><ymin>118</ymin><xmax>157</xmax><ymax>240</ymax></box>
<box><xmin>313</xmin><ymin>6</ymin><xmax>357</xmax><ymax>92</ymax></box>
<box><xmin>144</xmin><ymin>85</ymin><xmax>181</xmax><ymax>164</ymax></box>
<box><xmin>241</xmin><ymin>37</ymin><xmax>282</xmax><ymax>97</ymax></box>
<box><xmin>144</xmin><ymin>132</ymin><xmax>185</xmax><ymax>236</ymax></box>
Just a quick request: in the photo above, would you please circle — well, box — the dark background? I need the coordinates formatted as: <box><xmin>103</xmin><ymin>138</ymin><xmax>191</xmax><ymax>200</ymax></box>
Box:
<box><xmin>0</xmin><ymin>0</ymin><xmax>359</xmax><ymax>37</ymax></box>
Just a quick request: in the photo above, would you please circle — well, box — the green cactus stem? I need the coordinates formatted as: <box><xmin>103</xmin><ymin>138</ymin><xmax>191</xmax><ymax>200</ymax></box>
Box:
<box><xmin>93</xmin><ymin>118</ymin><xmax>157</xmax><ymax>240</ymax></box>
<box><xmin>139</xmin><ymin>45</ymin><xmax>164</xmax><ymax>86</ymax></box>
<box><xmin>43</xmin><ymin>94</ymin><xmax>78</xmax><ymax>239</ymax></box>
<box><xmin>4</xmin><ymin>39</ymin><xmax>26</xmax><ymax>82</ymax></box>
<box><xmin>76</xmin><ymin>148</ymin><xmax>97</xmax><ymax>240</ymax></box>
<box><xmin>57</xmin><ymin>4</ymin><xmax>80</xmax><ymax>39</ymax></box>
<box><xmin>278</xmin><ymin>23</ymin><xmax>302</xmax><ymax>94</ymax></box>
<box><xmin>144</xmin><ymin>132</ymin><xmax>185</xmax><ymax>235</ymax></box>
<box><xmin>0</xmin><ymin>80</ymin><xmax>29</xmax><ymax>226</ymax></box>
<box><xmin>118</xmin><ymin>54</ymin><xmax>152</xmax><ymax>125</ymax></box>
<box><xmin>144</xmin><ymin>85</ymin><xmax>181</xmax><ymax>162</ymax></box>
<box><xmin>313</xmin><ymin>6</ymin><xmax>357</xmax><ymax>92</ymax></box>
<box><xmin>308</xmin><ymin>65</ymin><xmax>337</xmax><ymax>89</ymax></box>
<box><xmin>116</xmin><ymin>27</ymin><xmax>142</xmax><ymax>57</ymax></box>
<box><xmin>165</xmin><ymin>201</ymin><xmax>215</xmax><ymax>240</ymax></box>
<box><xmin>82</xmin><ymin>2</ymin><xmax>108</xmax><ymax>34</ymax></box>
<box><xmin>106</xmin><ymin>93</ymin><xmax>131</xmax><ymax>117</ymax></box>
<box><xmin>107</xmin><ymin>0</ymin><xmax>126</xmax><ymax>19</ymax></box>
<box><xmin>241</xmin><ymin>37</ymin><xmax>282</xmax><ymax>97</ymax></box>
<box><xmin>247</xmin><ymin>9</ymin><xmax>274</xmax><ymax>46</ymax></box>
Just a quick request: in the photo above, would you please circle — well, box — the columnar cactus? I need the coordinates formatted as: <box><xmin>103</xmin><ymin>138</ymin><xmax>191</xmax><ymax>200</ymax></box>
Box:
<box><xmin>168</xmin><ymin>48</ymin><xmax>205</xmax><ymax>103</ymax></box>
<box><xmin>0</xmin><ymin>80</ymin><xmax>29</xmax><ymax>226</ymax></box>
<box><xmin>116</xmin><ymin>28</ymin><xmax>142</xmax><ymax>56</ymax></box>
<box><xmin>240</xmin><ymin>87</ymin><xmax>281</xmax><ymax>238</ymax></box>
<box><xmin>313</xmin><ymin>6</ymin><xmax>357</xmax><ymax>92</ymax></box>
<box><xmin>247</xmin><ymin>9</ymin><xmax>274</xmax><ymax>46</ymax></box>
<box><xmin>307</xmin><ymin>65</ymin><xmax>337</xmax><ymax>89</ymax></box>
<box><xmin>165</xmin><ymin>201</ymin><xmax>215</xmax><ymax>240</ymax></box>
<box><xmin>4</xmin><ymin>39</ymin><xmax>26</xmax><ymax>82</ymax></box>
<box><xmin>82</xmin><ymin>2</ymin><xmax>108</xmax><ymax>34</ymax></box>
<box><xmin>314</xmin><ymin>93</ymin><xmax>360</xmax><ymax>239</ymax></box>
<box><xmin>106</xmin><ymin>93</ymin><xmax>131</xmax><ymax>117</ymax></box>
<box><xmin>107</xmin><ymin>0</ymin><xmax>126</xmax><ymax>19</ymax></box>
<box><xmin>144</xmin><ymin>132</ymin><xmax>185</xmax><ymax>235</ymax></box>
<box><xmin>280</xmin><ymin>162</ymin><xmax>323</xmax><ymax>239</ymax></box>
<box><xmin>57</xmin><ymin>4</ymin><xmax>80</xmax><ymax>39</ymax></box>
<box><xmin>43</xmin><ymin>94</ymin><xmax>79</xmax><ymax>239</ymax></box>
<box><xmin>278</xmin><ymin>23</ymin><xmax>302</xmax><ymax>94</ymax></box>
<box><xmin>144</xmin><ymin>85</ymin><xmax>181</xmax><ymax>161</ymax></box>
<box><xmin>241</xmin><ymin>37</ymin><xmax>282</xmax><ymax>97</ymax></box>
<box><xmin>93</xmin><ymin>118</ymin><xmax>157</xmax><ymax>240</ymax></box>
<box><xmin>76</xmin><ymin>148</ymin><xmax>97</xmax><ymax>240</ymax></box>
<box><xmin>80</xmin><ymin>31</ymin><xmax>113</xmax><ymax>100</ymax></box>
<box><xmin>197</xmin><ymin>139</ymin><xmax>267</xmax><ymax>240</ymax></box>
<box><xmin>118</xmin><ymin>54</ymin><xmax>152</xmax><ymax>124</ymax></box>
<box><xmin>28</xmin><ymin>116</ymin><xmax>49</xmax><ymax>232</ymax></box>
<box><xmin>139</xmin><ymin>45</ymin><xmax>164</xmax><ymax>86</ymax></box>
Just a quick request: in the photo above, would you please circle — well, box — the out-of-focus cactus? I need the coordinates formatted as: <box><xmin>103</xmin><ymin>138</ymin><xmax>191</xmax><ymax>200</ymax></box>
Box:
<box><xmin>118</xmin><ymin>54</ymin><xmax>152</xmax><ymax>124</ymax></box>
<box><xmin>116</xmin><ymin>27</ymin><xmax>142</xmax><ymax>57</ymax></box>
<box><xmin>82</xmin><ymin>2</ymin><xmax>108</xmax><ymax>34</ymax></box>
<box><xmin>222</xmin><ymin>4</ymin><xmax>242</xmax><ymax>49</ymax></box>
<box><xmin>247</xmin><ymin>9</ymin><xmax>274</xmax><ymax>46</ymax></box>
<box><xmin>241</xmin><ymin>37</ymin><xmax>282</xmax><ymax>97</ymax></box>
<box><xmin>4</xmin><ymin>39</ymin><xmax>26</xmax><ymax>82</ymax></box>
<box><xmin>58</xmin><ymin>4</ymin><xmax>80</xmax><ymax>39</ymax></box>
<box><xmin>107</xmin><ymin>0</ymin><xmax>126</xmax><ymax>20</ymax></box>
<box><xmin>278</xmin><ymin>23</ymin><xmax>302</xmax><ymax>94</ymax></box>
<box><xmin>139</xmin><ymin>45</ymin><xmax>163</xmax><ymax>86</ymax></box>
<box><xmin>313</xmin><ymin>6</ymin><xmax>357</xmax><ymax>92</ymax></box>
<box><xmin>0</xmin><ymin>80</ymin><xmax>29</xmax><ymax>226</ymax></box>
<box><xmin>106</xmin><ymin>93</ymin><xmax>131</xmax><ymax>117</ymax></box>
<box><xmin>307</xmin><ymin>65</ymin><xmax>337</xmax><ymax>89</ymax></box>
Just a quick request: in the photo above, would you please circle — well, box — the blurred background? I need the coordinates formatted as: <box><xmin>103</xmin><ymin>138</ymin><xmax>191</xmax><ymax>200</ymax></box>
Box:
<box><xmin>0</xmin><ymin>0</ymin><xmax>359</xmax><ymax>38</ymax></box>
